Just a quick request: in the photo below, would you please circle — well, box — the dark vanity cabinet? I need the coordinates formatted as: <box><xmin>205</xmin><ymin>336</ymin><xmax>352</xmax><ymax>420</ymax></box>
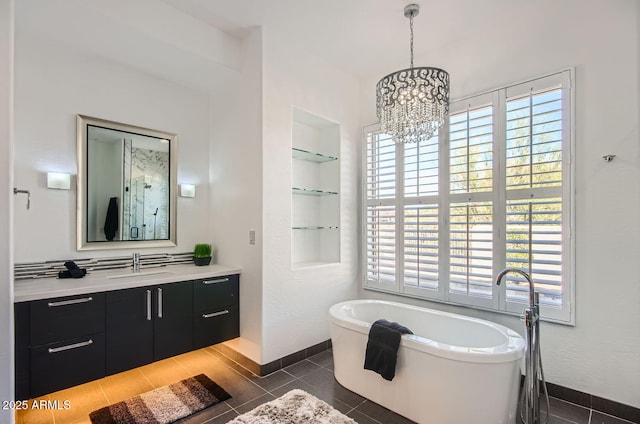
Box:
<box><xmin>104</xmin><ymin>286</ymin><xmax>154</xmax><ymax>374</ymax></box>
<box><xmin>14</xmin><ymin>303</ymin><xmax>30</xmax><ymax>401</ymax></box>
<box><xmin>194</xmin><ymin>274</ymin><xmax>240</xmax><ymax>348</ymax></box>
<box><xmin>17</xmin><ymin>293</ymin><xmax>106</xmax><ymax>398</ymax></box>
<box><xmin>153</xmin><ymin>281</ymin><xmax>195</xmax><ymax>361</ymax></box>
<box><xmin>15</xmin><ymin>273</ymin><xmax>239</xmax><ymax>400</ymax></box>
<box><xmin>105</xmin><ymin>281</ymin><xmax>193</xmax><ymax>375</ymax></box>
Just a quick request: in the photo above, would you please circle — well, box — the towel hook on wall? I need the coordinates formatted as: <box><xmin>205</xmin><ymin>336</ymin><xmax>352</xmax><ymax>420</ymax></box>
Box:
<box><xmin>13</xmin><ymin>188</ymin><xmax>31</xmax><ymax>210</ymax></box>
<box><xmin>602</xmin><ymin>154</ymin><xmax>616</xmax><ymax>162</ymax></box>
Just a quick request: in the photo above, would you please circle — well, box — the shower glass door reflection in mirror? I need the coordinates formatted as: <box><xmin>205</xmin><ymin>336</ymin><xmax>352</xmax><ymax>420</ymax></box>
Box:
<box><xmin>121</xmin><ymin>138</ymin><xmax>169</xmax><ymax>241</ymax></box>
<box><xmin>86</xmin><ymin>124</ymin><xmax>170</xmax><ymax>243</ymax></box>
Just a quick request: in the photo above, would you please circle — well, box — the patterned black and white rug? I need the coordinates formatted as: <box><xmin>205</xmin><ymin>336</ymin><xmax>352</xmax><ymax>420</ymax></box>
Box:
<box><xmin>227</xmin><ymin>389</ymin><xmax>357</xmax><ymax>424</ymax></box>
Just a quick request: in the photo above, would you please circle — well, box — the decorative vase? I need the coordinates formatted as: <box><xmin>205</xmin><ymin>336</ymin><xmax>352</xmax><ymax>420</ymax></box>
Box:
<box><xmin>194</xmin><ymin>256</ymin><xmax>212</xmax><ymax>266</ymax></box>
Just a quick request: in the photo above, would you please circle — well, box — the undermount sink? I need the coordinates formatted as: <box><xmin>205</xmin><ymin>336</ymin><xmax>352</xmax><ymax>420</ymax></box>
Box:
<box><xmin>106</xmin><ymin>270</ymin><xmax>172</xmax><ymax>279</ymax></box>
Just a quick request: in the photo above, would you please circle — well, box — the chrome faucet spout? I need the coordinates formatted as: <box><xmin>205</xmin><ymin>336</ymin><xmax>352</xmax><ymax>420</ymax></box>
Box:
<box><xmin>132</xmin><ymin>253</ymin><xmax>141</xmax><ymax>272</ymax></box>
<box><xmin>495</xmin><ymin>267</ymin><xmax>536</xmax><ymax>309</ymax></box>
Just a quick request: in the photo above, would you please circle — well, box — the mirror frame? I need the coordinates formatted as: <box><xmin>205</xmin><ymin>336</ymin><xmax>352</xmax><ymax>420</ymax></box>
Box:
<box><xmin>76</xmin><ymin>114</ymin><xmax>178</xmax><ymax>250</ymax></box>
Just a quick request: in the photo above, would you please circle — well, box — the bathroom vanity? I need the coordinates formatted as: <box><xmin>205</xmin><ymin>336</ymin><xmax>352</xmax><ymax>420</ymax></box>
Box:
<box><xmin>14</xmin><ymin>264</ymin><xmax>240</xmax><ymax>400</ymax></box>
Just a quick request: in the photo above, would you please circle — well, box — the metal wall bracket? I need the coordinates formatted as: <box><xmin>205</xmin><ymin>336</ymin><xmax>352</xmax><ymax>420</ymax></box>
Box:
<box><xmin>13</xmin><ymin>188</ymin><xmax>31</xmax><ymax>210</ymax></box>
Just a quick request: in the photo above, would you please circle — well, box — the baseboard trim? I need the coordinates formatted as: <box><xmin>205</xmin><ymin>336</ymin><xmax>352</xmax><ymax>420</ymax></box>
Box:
<box><xmin>215</xmin><ymin>341</ymin><xmax>638</xmax><ymax>423</ymax></box>
<box><xmin>212</xmin><ymin>339</ymin><xmax>332</xmax><ymax>377</ymax></box>
<box><xmin>518</xmin><ymin>376</ymin><xmax>639</xmax><ymax>423</ymax></box>
<box><xmin>544</xmin><ymin>381</ymin><xmax>639</xmax><ymax>423</ymax></box>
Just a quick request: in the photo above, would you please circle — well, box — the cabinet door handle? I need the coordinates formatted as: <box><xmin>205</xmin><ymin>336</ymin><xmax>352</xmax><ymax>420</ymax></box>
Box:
<box><xmin>146</xmin><ymin>290</ymin><xmax>152</xmax><ymax>321</ymax></box>
<box><xmin>202</xmin><ymin>277</ymin><xmax>229</xmax><ymax>285</ymax></box>
<box><xmin>48</xmin><ymin>339</ymin><xmax>93</xmax><ymax>353</ymax></box>
<box><xmin>202</xmin><ymin>310</ymin><xmax>229</xmax><ymax>319</ymax></box>
<box><xmin>157</xmin><ymin>288</ymin><xmax>163</xmax><ymax>318</ymax></box>
<box><xmin>48</xmin><ymin>297</ymin><xmax>93</xmax><ymax>307</ymax></box>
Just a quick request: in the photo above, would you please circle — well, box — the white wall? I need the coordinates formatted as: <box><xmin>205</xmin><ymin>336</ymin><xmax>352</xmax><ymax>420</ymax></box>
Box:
<box><xmin>359</xmin><ymin>0</ymin><xmax>640</xmax><ymax>408</ymax></box>
<box><xmin>87</xmin><ymin>141</ymin><xmax>121</xmax><ymax>242</ymax></box>
<box><xmin>13</xmin><ymin>32</ymin><xmax>213</xmax><ymax>261</ymax></box>
<box><xmin>210</xmin><ymin>28</ymin><xmax>265</xmax><ymax>364</ymax></box>
<box><xmin>261</xmin><ymin>30</ymin><xmax>360</xmax><ymax>363</ymax></box>
<box><xmin>0</xmin><ymin>0</ymin><xmax>14</xmax><ymax>422</ymax></box>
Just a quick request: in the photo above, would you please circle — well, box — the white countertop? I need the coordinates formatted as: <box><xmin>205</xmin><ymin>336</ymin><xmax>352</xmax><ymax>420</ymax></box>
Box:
<box><xmin>14</xmin><ymin>263</ymin><xmax>242</xmax><ymax>303</ymax></box>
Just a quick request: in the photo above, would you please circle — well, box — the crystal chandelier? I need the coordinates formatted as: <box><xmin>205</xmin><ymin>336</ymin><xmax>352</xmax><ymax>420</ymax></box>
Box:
<box><xmin>376</xmin><ymin>3</ymin><xmax>450</xmax><ymax>143</ymax></box>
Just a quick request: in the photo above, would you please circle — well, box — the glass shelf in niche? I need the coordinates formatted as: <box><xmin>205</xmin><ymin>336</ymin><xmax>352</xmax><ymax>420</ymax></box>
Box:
<box><xmin>292</xmin><ymin>147</ymin><xmax>338</xmax><ymax>163</ymax></box>
<box><xmin>292</xmin><ymin>187</ymin><xmax>338</xmax><ymax>196</ymax></box>
<box><xmin>292</xmin><ymin>226</ymin><xmax>339</xmax><ymax>230</ymax></box>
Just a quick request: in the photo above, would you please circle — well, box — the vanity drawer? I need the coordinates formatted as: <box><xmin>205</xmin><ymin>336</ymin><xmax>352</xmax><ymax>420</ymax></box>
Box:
<box><xmin>193</xmin><ymin>274</ymin><xmax>239</xmax><ymax>312</ymax></box>
<box><xmin>30</xmin><ymin>332</ymin><xmax>105</xmax><ymax>398</ymax></box>
<box><xmin>30</xmin><ymin>293</ymin><xmax>105</xmax><ymax>346</ymax></box>
<box><xmin>194</xmin><ymin>305</ymin><xmax>239</xmax><ymax>348</ymax></box>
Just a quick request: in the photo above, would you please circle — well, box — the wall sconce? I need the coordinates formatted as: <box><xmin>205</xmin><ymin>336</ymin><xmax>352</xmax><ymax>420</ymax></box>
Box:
<box><xmin>180</xmin><ymin>184</ymin><xmax>196</xmax><ymax>198</ymax></box>
<box><xmin>47</xmin><ymin>172</ymin><xmax>71</xmax><ymax>190</ymax></box>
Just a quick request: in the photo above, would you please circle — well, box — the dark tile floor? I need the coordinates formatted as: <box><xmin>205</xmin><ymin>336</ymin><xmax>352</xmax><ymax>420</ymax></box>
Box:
<box><xmin>182</xmin><ymin>348</ymin><xmax>634</xmax><ymax>424</ymax></box>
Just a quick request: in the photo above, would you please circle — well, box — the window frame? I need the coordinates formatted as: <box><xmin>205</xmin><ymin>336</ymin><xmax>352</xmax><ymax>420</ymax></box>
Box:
<box><xmin>362</xmin><ymin>69</ymin><xmax>575</xmax><ymax>325</ymax></box>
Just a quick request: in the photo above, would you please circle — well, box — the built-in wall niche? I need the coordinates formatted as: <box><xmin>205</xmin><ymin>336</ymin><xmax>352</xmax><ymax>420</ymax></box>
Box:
<box><xmin>291</xmin><ymin>108</ymin><xmax>340</xmax><ymax>268</ymax></box>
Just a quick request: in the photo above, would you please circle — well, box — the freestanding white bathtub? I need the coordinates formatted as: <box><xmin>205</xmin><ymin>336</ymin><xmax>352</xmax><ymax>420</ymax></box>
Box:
<box><xmin>329</xmin><ymin>300</ymin><xmax>524</xmax><ymax>424</ymax></box>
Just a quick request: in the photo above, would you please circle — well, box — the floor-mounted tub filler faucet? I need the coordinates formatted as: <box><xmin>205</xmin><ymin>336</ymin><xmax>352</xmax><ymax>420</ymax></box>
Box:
<box><xmin>495</xmin><ymin>268</ymin><xmax>549</xmax><ymax>424</ymax></box>
<box><xmin>132</xmin><ymin>253</ymin><xmax>141</xmax><ymax>272</ymax></box>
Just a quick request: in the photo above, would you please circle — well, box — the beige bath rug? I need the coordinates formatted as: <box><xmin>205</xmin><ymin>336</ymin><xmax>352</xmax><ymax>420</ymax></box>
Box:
<box><xmin>89</xmin><ymin>374</ymin><xmax>230</xmax><ymax>424</ymax></box>
<box><xmin>227</xmin><ymin>389</ymin><xmax>357</xmax><ymax>424</ymax></box>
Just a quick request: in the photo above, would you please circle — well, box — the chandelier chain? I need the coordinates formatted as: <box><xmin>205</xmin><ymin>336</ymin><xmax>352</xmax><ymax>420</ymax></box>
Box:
<box><xmin>409</xmin><ymin>14</ymin><xmax>414</xmax><ymax>69</ymax></box>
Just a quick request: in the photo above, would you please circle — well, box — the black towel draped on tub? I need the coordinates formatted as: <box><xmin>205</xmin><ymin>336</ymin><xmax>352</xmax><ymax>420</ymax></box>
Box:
<box><xmin>363</xmin><ymin>319</ymin><xmax>413</xmax><ymax>381</ymax></box>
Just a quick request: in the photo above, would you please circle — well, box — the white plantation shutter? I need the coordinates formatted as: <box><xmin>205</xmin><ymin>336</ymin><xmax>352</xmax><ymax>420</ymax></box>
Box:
<box><xmin>404</xmin><ymin>204</ymin><xmax>439</xmax><ymax>291</ymax></box>
<box><xmin>503</xmin><ymin>81</ymin><xmax>569</xmax><ymax>320</ymax></box>
<box><xmin>447</xmin><ymin>100</ymin><xmax>496</xmax><ymax>308</ymax></box>
<box><xmin>449</xmin><ymin>202</ymin><xmax>494</xmax><ymax>305</ymax></box>
<box><xmin>405</xmin><ymin>134</ymin><xmax>439</xmax><ymax>197</ymax></box>
<box><xmin>363</xmin><ymin>70</ymin><xmax>573</xmax><ymax>323</ymax></box>
<box><xmin>505</xmin><ymin>88</ymin><xmax>563</xmax><ymax>189</ymax></box>
<box><xmin>365</xmin><ymin>133</ymin><xmax>398</xmax><ymax>289</ymax></box>
<box><xmin>505</xmin><ymin>198</ymin><xmax>563</xmax><ymax>307</ymax></box>
<box><xmin>366</xmin><ymin>205</ymin><xmax>396</xmax><ymax>286</ymax></box>
<box><xmin>403</xmin><ymin>135</ymin><xmax>440</xmax><ymax>293</ymax></box>
<box><xmin>449</xmin><ymin>105</ymin><xmax>494</xmax><ymax>194</ymax></box>
<box><xmin>366</xmin><ymin>133</ymin><xmax>396</xmax><ymax>200</ymax></box>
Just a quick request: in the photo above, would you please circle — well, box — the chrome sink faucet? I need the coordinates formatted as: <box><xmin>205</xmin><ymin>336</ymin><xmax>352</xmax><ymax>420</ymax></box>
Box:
<box><xmin>133</xmin><ymin>253</ymin><xmax>141</xmax><ymax>272</ymax></box>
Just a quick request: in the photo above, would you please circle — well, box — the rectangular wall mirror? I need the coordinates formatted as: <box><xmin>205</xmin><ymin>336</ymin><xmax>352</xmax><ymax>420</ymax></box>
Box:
<box><xmin>77</xmin><ymin>115</ymin><xmax>177</xmax><ymax>250</ymax></box>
